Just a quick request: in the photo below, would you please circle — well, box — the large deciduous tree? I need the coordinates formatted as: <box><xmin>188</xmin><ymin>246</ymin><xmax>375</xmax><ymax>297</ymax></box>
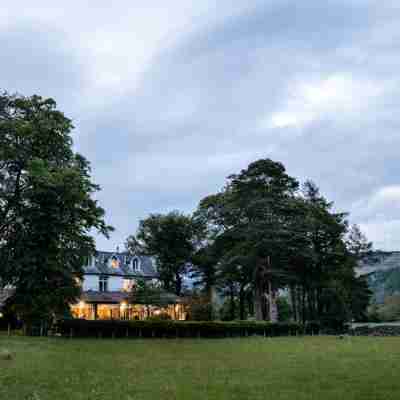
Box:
<box><xmin>0</xmin><ymin>93</ymin><xmax>113</xmax><ymax>328</ymax></box>
<box><xmin>126</xmin><ymin>211</ymin><xmax>199</xmax><ymax>296</ymax></box>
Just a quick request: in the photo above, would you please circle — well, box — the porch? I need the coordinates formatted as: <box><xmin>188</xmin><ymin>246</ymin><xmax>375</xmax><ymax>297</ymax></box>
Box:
<box><xmin>70</xmin><ymin>291</ymin><xmax>186</xmax><ymax>320</ymax></box>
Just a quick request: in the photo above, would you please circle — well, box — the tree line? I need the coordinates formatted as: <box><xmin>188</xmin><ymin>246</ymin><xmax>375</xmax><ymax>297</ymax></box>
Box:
<box><xmin>0</xmin><ymin>93</ymin><xmax>372</xmax><ymax>329</ymax></box>
<box><xmin>127</xmin><ymin>160</ymin><xmax>372</xmax><ymax>325</ymax></box>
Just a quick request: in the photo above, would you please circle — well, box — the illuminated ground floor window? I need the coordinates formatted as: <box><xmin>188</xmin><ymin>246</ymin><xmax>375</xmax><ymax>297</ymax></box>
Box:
<box><xmin>70</xmin><ymin>302</ymin><xmax>186</xmax><ymax>321</ymax></box>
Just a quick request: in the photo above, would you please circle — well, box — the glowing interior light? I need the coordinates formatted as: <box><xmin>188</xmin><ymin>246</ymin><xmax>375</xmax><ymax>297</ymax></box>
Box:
<box><xmin>111</xmin><ymin>258</ymin><xmax>119</xmax><ymax>269</ymax></box>
<box><xmin>120</xmin><ymin>301</ymin><xmax>127</xmax><ymax>309</ymax></box>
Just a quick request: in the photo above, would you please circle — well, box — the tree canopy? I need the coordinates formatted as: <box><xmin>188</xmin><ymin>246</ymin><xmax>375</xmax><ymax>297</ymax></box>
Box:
<box><xmin>126</xmin><ymin>211</ymin><xmax>200</xmax><ymax>296</ymax></box>
<box><xmin>189</xmin><ymin>159</ymin><xmax>372</xmax><ymax>325</ymax></box>
<box><xmin>0</xmin><ymin>93</ymin><xmax>113</xmax><ymax>327</ymax></box>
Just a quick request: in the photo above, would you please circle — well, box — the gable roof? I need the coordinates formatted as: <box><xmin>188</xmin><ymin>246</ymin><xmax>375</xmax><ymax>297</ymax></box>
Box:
<box><xmin>84</xmin><ymin>251</ymin><xmax>158</xmax><ymax>278</ymax></box>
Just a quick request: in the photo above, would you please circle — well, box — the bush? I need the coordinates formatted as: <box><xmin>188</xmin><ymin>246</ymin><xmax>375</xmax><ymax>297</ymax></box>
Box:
<box><xmin>55</xmin><ymin>319</ymin><xmax>305</xmax><ymax>338</ymax></box>
<box><xmin>277</xmin><ymin>297</ymin><xmax>292</xmax><ymax>322</ymax></box>
<box><xmin>146</xmin><ymin>313</ymin><xmax>172</xmax><ymax>321</ymax></box>
<box><xmin>187</xmin><ymin>303</ymin><xmax>213</xmax><ymax>321</ymax></box>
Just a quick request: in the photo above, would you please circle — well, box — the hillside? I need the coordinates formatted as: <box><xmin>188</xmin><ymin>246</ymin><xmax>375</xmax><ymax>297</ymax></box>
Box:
<box><xmin>358</xmin><ymin>252</ymin><xmax>400</xmax><ymax>303</ymax></box>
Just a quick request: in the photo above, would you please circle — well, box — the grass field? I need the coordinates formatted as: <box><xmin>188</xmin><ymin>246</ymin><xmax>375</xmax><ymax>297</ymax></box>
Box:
<box><xmin>1</xmin><ymin>335</ymin><xmax>400</xmax><ymax>400</ymax></box>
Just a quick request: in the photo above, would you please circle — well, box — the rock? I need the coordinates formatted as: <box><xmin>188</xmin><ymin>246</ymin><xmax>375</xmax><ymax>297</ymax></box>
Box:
<box><xmin>0</xmin><ymin>349</ymin><xmax>13</xmax><ymax>360</ymax></box>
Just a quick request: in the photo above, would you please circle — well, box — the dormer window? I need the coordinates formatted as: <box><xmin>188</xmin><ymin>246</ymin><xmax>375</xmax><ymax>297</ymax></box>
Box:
<box><xmin>132</xmin><ymin>258</ymin><xmax>140</xmax><ymax>271</ymax></box>
<box><xmin>111</xmin><ymin>256</ymin><xmax>120</xmax><ymax>269</ymax></box>
<box><xmin>85</xmin><ymin>255</ymin><xmax>93</xmax><ymax>267</ymax></box>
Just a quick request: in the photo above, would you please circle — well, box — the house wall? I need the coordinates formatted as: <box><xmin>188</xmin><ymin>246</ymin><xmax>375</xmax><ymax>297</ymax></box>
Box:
<box><xmin>83</xmin><ymin>275</ymin><xmax>98</xmax><ymax>291</ymax></box>
<box><xmin>82</xmin><ymin>275</ymin><xmax>125</xmax><ymax>291</ymax></box>
<box><xmin>108</xmin><ymin>276</ymin><xmax>124</xmax><ymax>291</ymax></box>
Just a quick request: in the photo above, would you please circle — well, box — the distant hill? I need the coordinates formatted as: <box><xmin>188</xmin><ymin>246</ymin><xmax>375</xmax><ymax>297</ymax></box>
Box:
<box><xmin>357</xmin><ymin>252</ymin><xmax>400</xmax><ymax>304</ymax></box>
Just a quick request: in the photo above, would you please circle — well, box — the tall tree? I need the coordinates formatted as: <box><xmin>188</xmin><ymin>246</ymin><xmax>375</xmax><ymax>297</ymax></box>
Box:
<box><xmin>126</xmin><ymin>211</ymin><xmax>199</xmax><ymax>296</ymax></box>
<box><xmin>194</xmin><ymin>159</ymin><xmax>301</xmax><ymax>320</ymax></box>
<box><xmin>0</xmin><ymin>93</ymin><xmax>113</xmax><ymax>328</ymax></box>
<box><xmin>346</xmin><ymin>224</ymin><xmax>372</xmax><ymax>260</ymax></box>
<box><xmin>129</xmin><ymin>279</ymin><xmax>169</xmax><ymax>318</ymax></box>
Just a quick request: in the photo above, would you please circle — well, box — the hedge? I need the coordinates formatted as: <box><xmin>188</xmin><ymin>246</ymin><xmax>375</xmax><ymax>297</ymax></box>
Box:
<box><xmin>55</xmin><ymin>319</ymin><xmax>311</xmax><ymax>338</ymax></box>
<box><xmin>349</xmin><ymin>325</ymin><xmax>400</xmax><ymax>337</ymax></box>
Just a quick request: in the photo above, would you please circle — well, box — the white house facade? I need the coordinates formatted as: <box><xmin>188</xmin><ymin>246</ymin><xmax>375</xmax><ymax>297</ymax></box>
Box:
<box><xmin>71</xmin><ymin>250</ymin><xmax>185</xmax><ymax>320</ymax></box>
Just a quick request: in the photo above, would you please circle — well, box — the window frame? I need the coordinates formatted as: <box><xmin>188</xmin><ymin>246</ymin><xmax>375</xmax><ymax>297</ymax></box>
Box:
<box><xmin>99</xmin><ymin>275</ymin><xmax>109</xmax><ymax>292</ymax></box>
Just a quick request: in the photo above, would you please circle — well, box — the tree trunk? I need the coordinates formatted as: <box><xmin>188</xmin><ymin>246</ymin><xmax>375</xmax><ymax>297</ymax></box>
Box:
<box><xmin>317</xmin><ymin>287</ymin><xmax>323</xmax><ymax>319</ymax></box>
<box><xmin>268</xmin><ymin>283</ymin><xmax>278</xmax><ymax>322</ymax></box>
<box><xmin>239</xmin><ymin>285</ymin><xmax>245</xmax><ymax>320</ymax></box>
<box><xmin>290</xmin><ymin>285</ymin><xmax>298</xmax><ymax>322</ymax></box>
<box><xmin>210</xmin><ymin>285</ymin><xmax>219</xmax><ymax>320</ymax></box>
<box><xmin>301</xmin><ymin>285</ymin><xmax>306</xmax><ymax>324</ymax></box>
<box><xmin>254</xmin><ymin>257</ymin><xmax>269</xmax><ymax>321</ymax></box>
<box><xmin>229</xmin><ymin>285</ymin><xmax>236</xmax><ymax>320</ymax></box>
<box><xmin>254</xmin><ymin>282</ymin><xmax>264</xmax><ymax>321</ymax></box>
<box><xmin>175</xmin><ymin>273</ymin><xmax>182</xmax><ymax>296</ymax></box>
<box><xmin>247</xmin><ymin>290</ymin><xmax>254</xmax><ymax>316</ymax></box>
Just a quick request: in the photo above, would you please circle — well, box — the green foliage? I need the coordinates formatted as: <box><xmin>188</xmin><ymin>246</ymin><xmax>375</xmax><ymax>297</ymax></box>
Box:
<box><xmin>56</xmin><ymin>318</ymin><xmax>305</xmax><ymax>338</ymax></box>
<box><xmin>276</xmin><ymin>296</ymin><xmax>292</xmax><ymax>322</ymax></box>
<box><xmin>129</xmin><ymin>279</ymin><xmax>178</xmax><ymax>321</ymax></box>
<box><xmin>0</xmin><ymin>93</ymin><xmax>113</xmax><ymax>327</ymax></box>
<box><xmin>182</xmin><ymin>292</ymin><xmax>213</xmax><ymax>321</ymax></box>
<box><xmin>219</xmin><ymin>297</ymin><xmax>239</xmax><ymax>321</ymax></box>
<box><xmin>346</xmin><ymin>224</ymin><xmax>372</xmax><ymax>259</ymax></box>
<box><xmin>130</xmin><ymin>279</ymin><xmax>165</xmax><ymax>306</ymax></box>
<box><xmin>126</xmin><ymin>211</ymin><xmax>199</xmax><ymax>295</ymax></box>
<box><xmin>145</xmin><ymin>313</ymin><xmax>172</xmax><ymax>321</ymax></box>
<box><xmin>190</xmin><ymin>160</ymin><xmax>372</xmax><ymax>325</ymax></box>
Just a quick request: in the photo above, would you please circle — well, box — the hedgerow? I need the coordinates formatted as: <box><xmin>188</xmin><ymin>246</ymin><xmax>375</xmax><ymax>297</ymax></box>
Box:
<box><xmin>55</xmin><ymin>319</ymin><xmax>311</xmax><ymax>338</ymax></box>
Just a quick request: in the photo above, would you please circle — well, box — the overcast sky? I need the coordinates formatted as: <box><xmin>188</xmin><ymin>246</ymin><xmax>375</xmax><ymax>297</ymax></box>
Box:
<box><xmin>2</xmin><ymin>1</ymin><xmax>400</xmax><ymax>251</ymax></box>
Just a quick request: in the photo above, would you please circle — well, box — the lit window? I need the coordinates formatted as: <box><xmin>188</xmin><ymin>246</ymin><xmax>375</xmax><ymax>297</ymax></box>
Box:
<box><xmin>99</xmin><ymin>275</ymin><xmax>108</xmax><ymax>292</ymax></box>
<box><xmin>111</xmin><ymin>257</ymin><xmax>119</xmax><ymax>269</ymax></box>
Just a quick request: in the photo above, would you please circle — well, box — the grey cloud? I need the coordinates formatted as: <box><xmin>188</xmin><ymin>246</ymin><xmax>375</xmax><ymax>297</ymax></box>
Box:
<box><xmin>2</xmin><ymin>1</ymin><xmax>400</xmax><ymax>250</ymax></box>
<box><xmin>0</xmin><ymin>24</ymin><xmax>84</xmax><ymax>112</ymax></box>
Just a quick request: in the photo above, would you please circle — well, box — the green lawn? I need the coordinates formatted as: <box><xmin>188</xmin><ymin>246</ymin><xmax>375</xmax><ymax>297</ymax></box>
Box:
<box><xmin>1</xmin><ymin>335</ymin><xmax>400</xmax><ymax>400</ymax></box>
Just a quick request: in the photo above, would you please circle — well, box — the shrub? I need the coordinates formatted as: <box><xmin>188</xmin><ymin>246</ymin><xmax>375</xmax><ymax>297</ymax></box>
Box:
<box><xmin>146</xmin><ymin>313</ymin><xmax>172</xmax><ymax>321</ymax></box>
<box><xmin>277</xmin><ymin>297</ymin><xmax>292</xmax><ymax>322</ymax></box>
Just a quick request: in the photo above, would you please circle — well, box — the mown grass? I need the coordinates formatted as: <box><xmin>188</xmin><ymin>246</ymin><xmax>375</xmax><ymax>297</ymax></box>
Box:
<box><xmin>1</xmin><ymin>335</ymin><xmax>400</xmax><ymax>400</ymax></box>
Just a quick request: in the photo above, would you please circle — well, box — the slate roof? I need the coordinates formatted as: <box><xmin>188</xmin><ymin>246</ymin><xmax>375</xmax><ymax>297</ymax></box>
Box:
<box><xmin>82</xmin><ymin>291</ymin><xmax>130</xmax><ymax>303</ymax></box>
<box><xmin>84</xmin><ymin>251</ymin><xmax>158</xmax><ymax>278</ymax></box>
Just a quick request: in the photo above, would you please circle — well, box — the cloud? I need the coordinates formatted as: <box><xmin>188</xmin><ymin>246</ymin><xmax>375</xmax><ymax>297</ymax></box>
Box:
<box><xmin>351</xmin><ymin>186</ymin><xmax>400</xmax><ymax>221</ymax></box>
<box><xmin>1</xmin><ymin>1</ymin><xmax>400</xmax><ymax>251</ymax></box>
<box><xmin>265</xmin><ymin>74</ymin><xmax>385</xmax><ymax>129</ymax></box>
<box><xmin>360</xmin><ymin>220</ymin><xmax>400</xmax><ymax>251</ymax></box>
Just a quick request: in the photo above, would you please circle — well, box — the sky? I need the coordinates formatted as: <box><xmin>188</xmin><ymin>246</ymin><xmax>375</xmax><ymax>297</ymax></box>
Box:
<box><xmin>1</xmin><ymin>1</ymin><xmax>400</xmax><ymax>251</ymax></box>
